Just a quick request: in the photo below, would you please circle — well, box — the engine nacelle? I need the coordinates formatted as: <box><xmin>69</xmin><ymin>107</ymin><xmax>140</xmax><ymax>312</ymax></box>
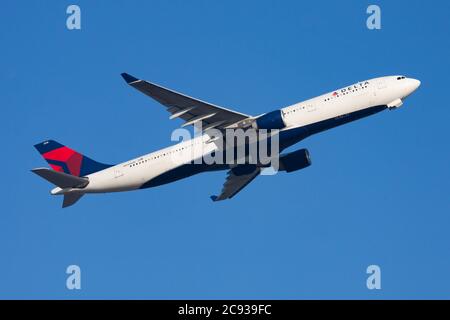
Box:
<box><xmin>279</xmin><ymin>148</ymin><xmax>311</xmax><ymax>173</ymax></box>
<box><xmin>253</xmin><ymin>110</ymin><xmax>286</xmax><ymax>130</ymax></box>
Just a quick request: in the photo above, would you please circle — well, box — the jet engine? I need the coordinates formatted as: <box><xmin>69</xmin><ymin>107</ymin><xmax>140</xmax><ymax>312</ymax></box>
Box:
<box><xmin>252</xmin><ymin>110</ymin><xmax>287</xmax><ymax>130</ymax></box>
<box><xmin>279</xmin><ymin>148</ymin><xmax>312</xmax><ymax>173</ymax></box>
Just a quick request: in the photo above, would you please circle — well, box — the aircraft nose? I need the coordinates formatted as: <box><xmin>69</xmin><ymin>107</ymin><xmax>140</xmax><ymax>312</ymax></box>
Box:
<box><xmin>403</xmin><ymin>78</ymin><xmax>421</xmax><ymax>97</ymax></box>
<box><xmin>408</xmin><ymin>78</ymin><xmax>421</xmax><ymax>92</ymax></box>
<box><xmin>411</xmin><ymin>78</ymin><xmax>421</xmax><ymax>90</ymax></box>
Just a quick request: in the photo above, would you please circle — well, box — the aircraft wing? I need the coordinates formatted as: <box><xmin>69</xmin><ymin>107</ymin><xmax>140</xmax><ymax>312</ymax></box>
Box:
<box><xmin>211</xmin><ymin>165</ymin><xmax>261</xmax><ymax>201</ymax></box>
<box><xmin>121</xmin><ymin>73</ymin><xmax>252</xmax><ymax>130</ymax></box>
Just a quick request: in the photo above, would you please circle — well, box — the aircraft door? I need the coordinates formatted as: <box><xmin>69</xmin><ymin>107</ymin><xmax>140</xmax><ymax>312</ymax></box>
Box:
<box><xmin>114</xmin><ymin>168</ymin><xmax>124</xmax><ymax>178</ymax></box>
<box><xmin>372</xmin><ymin>79</ymin><xmax>386</xmax><ymax>104</ymax></box>
<box><xmin>306</xmin><ymin>104</ymin><xmax>317</xmax><ymax>113</ymax></box>
<box><xmin>377</xmin><ymin>79</ymin><xmax>387</xmax><ymax>90</ymax></box>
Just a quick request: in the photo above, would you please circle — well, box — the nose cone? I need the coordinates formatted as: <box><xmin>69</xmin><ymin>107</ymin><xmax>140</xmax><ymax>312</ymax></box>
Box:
<box><xmin>402</xmin><ymin>78</ymin><xmax>421</xmax><ymax>98</ymax></box>
<box><xmin>410</xmin><ymin>78</ymin><xmax>421</xmax><ymax>91</ymax></box>
<box><xmin>407</xmin><ymin>78</ymin><xmax>421</xmax><ymax>93</ymax></box>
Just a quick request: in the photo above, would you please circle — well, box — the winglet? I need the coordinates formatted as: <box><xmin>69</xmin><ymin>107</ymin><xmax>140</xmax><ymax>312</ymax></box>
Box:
<box><xmin>121</xmin><ymin>73</ymin><xmax>139</xmax><ymax>84</ymax></box>
<box><xmin>210</xmin><ymin>195</ymin><xmax>218</xmax><ymax>202</ymax></box>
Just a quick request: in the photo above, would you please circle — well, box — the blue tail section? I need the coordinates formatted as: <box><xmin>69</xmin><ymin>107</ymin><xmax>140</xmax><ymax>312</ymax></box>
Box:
<box><xmin>34</xmin><ymin>140</ymin><xmax>113</xmax><ymax>177</ymax></box>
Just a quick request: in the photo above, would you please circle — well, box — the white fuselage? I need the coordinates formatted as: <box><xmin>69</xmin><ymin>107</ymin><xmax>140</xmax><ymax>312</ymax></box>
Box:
<box><xmin>63</xmin><ymin>75</ymin><xmax>420</xmax><ymax>195</ymax></box>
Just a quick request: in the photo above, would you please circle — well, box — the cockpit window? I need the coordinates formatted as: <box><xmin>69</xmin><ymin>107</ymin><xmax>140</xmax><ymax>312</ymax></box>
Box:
<box><xmin>397</xmin><ymin>76</ymin><xmax>406</xmax><ymax>80</ymax></box>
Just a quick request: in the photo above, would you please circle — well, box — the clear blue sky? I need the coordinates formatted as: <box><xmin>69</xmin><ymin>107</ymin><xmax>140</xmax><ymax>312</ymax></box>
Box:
<box><xmin>1</xmin><ymin>0</ymin><xmax>449</xmax><ymax>299</ymax></box>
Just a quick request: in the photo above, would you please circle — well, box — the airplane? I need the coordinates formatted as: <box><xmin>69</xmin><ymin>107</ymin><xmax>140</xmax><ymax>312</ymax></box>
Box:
<box><xmin>32</xmin><ymin>73</ymin><xmax>420</xmax><ymax>207</ymax></box>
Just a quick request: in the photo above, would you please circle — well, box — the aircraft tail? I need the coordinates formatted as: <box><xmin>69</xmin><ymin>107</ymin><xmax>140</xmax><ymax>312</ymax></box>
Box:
<box><xmin>62</xmin><ymin>193</ymin><xmax>84</xmax><ymax>208</ymax></box>
<box><xmin>33</xmin><ymin>140</ymin><xmax>112</xmax><ymax>208</ymax></box>
<box><xmin>31</xmin><ymin>168</ymin><xmax>89</xmax><ymax>189</ymax></box>
<box><xmin>31</xmin><ymin>168</ymin><xmax>88</xmax><ymax>208</ymax></box>
<box><xmin>34</xmin><ymin>140</ymin><xmax>112</xmax><ymax>177</ymax></box>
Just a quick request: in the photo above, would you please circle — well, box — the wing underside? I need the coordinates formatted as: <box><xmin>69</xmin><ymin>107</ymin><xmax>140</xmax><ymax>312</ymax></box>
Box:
<box><xmin>121</xmin><ymin>73</ymin><xmax>260</xmax><ymax>201</ymax></box>
<box><xmin>211</xmin><ymin>166</ymin><xmax>261</xmax><ymax>201</ymax></box>
<box><xmin>121</xmin><ymin>73</ymin><xmax>252</xmax><ymax>130</ymax></box>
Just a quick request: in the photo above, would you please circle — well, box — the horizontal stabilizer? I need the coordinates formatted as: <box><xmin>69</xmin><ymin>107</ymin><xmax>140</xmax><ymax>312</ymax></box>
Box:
<box><xmin>63</xmin><ymin>193</ymin><xmax>84</xmax><ymax>208</ymax></box>
<box><xmin>31</xmin><ymin>168</ymin><xmax>89</xmax><ymax>188</ymax></box>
